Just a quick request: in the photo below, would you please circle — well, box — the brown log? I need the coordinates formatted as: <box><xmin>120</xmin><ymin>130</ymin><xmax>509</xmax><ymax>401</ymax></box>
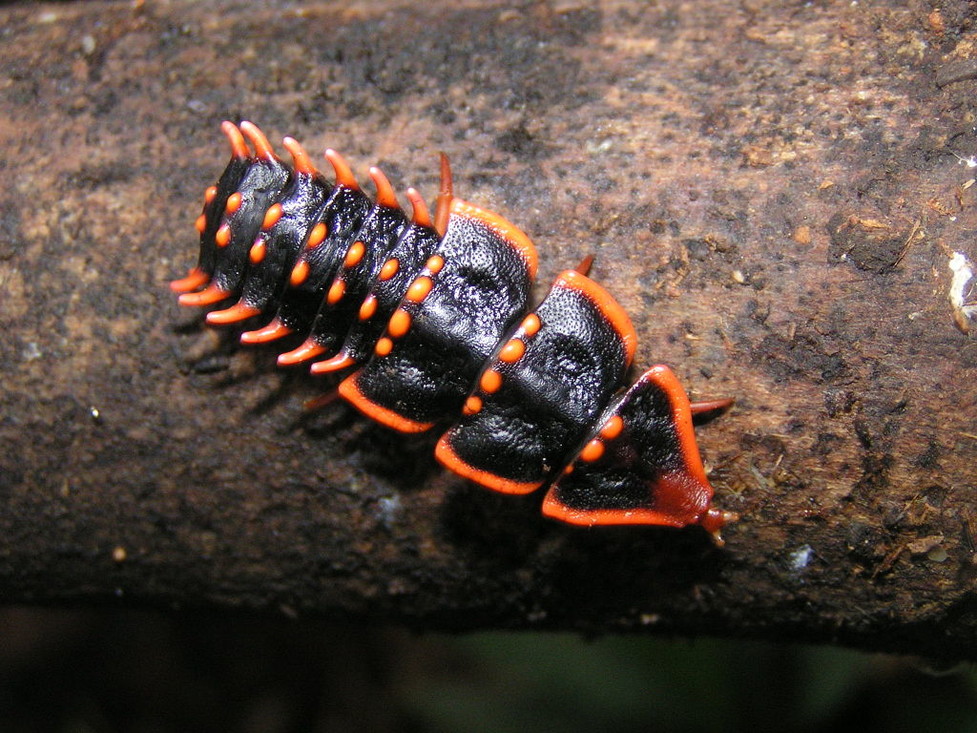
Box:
<box><xmin>2</xmin><ymin>0</ymin><xmax>976</xmax><ymax>659</ymax></box>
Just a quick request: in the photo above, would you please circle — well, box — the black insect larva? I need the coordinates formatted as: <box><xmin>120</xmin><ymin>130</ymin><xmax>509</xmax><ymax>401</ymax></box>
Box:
<box><xmin>171</xmin><ymin>121</ymin><xmax>737</xmax><ymax>542</ymax></box>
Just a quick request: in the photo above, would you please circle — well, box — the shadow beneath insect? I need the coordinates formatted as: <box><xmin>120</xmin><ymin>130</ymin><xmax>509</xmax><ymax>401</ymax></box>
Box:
<box><xmin>439</xmin><ymin>481</ymin><xmax>729</xmax><ymax>609</ymax></box>
<box><xmin>254</xmin><ymin>368</ymin><xmax>324</xmax><ymax>416</ymax></box>
<box><xmin>169</xmin><ymin>312</ymin><xmax>444</xmax><ymax>490</ymax></box>
<box><xmin>170</xmin><ymin>308</ymin><xmax>210</xmax><ymax>336</ymax></box>
<box><xmin>348</xmin><ymin>424</ymin><xmax>442</xmax><ymax>492</ymax></box>
<box><xmin>543</xmin><ymin>525</ymin><xmax>729</xmax><ymax>608</ymax></box>
<box><xmin>169</xmin><ymin>304</ymin><xmax>271</xmax><ymax>341</ymax></box>
<box><xmin>535</xmin><ymin>526</ymin><xmax>732</xmax><ymax>630</ymax></box>
<box><xmin>439</xmin><ymin>483</ymin><xmax>551</xmax><ymax>569</ymax></box>
<box><xmin>170</xmin><ymin>313</ymin><xmax>330</xmax><ymax>398</ymax></box>
<box><xmin>296</xmin><ymin>404</ymin><xmax>442</xmax><ymax>492</ymax></box>
<box><xmin>170</xmin><ymin>309</ymin><xmax>305</xmax><ymax>380</ymax></box>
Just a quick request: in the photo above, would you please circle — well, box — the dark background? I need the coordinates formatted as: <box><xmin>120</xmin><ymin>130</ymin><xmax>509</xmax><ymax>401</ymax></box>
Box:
<box><xmin>2</xmin><ymin>606</ymin><xmax>975</xmax><ymax>732</ymax></box>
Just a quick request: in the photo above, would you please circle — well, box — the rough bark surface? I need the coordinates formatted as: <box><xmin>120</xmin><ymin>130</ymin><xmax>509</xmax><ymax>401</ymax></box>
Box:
<box><xmin>2</xmin><ymin>0</ymin><xmax>976</xmax><ymax>658</ymax></box>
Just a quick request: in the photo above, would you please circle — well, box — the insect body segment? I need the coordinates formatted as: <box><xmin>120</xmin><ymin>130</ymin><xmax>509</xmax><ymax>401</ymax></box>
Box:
<box><xmin>543</xmin><ymin>366</ymin><xmax>731</xmax><ymax>532</ymax></box>
<box><xmin>207</xmin><ymin>137</ymin><xmax>332</xmax><ymax>327</ymax></box>
<box><xmin>172</xmin><ymin>121</ymin><xmax>735</xmax><ymax>542</ymax></box>
<box><xmin>171</xmin><ymin>122</ymin><xmax>252</xmax><ymax>296</ymax></box>
<box><xmin>179</xmin><ymin>122</ymin><xmax>292</xmax><ymax>308</ymax></box>
<box><xmin>436</xmin><ymin>269</ymin><xmax>635</xmax><ymax>495</ymax></box>
<box><xmin>327</xmin><ymin>201</ymin><xmax>441</xmax><ymax>371</ymax></box>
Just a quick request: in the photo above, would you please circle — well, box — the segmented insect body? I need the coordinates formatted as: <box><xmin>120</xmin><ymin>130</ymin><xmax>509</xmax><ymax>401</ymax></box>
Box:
<box><xmin>171</xmin><ymin>121</ymin><xmax>736</xmax><ymax>542</ymax></box>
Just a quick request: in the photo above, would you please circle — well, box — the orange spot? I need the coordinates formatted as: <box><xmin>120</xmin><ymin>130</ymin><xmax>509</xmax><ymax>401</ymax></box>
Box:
<box><xmin>480</xmin><ymin>369</ymin><xmax>502</xmax><ymax>394</ymax></box>
<box><xmin>425</xmin><ymin>255</ymin><xmax>445</xmax><ymax>274</ymax></box>
<box><xmin>262</xmin><ymin>203</ymin><xmax>282</xmax><ymax>230</ymax></box>
<box><xmin>249</xmin><ymin>240</ymin><xmax>266</xmax><ymax>265</ymax></box>
<box><xmin>379</xmin><ymin>258</ymin><xmax>399</xmax><ymax>281</ymax></box>
<box><xmin>388</xmin><ymin>308</ymin><xmax>412</xmax><ymax>338</ymax></box>
<box><xmin>463</xmin><ymin>395</ymin><xmax>483</xmax><ymax>416</ymax></box>
<box><xmin>375</xmin><ymin>337</ymin><xmax>393</xmax><ymax>357</ymax></box>
<box><xmin>521</xmin><ymin>313</ymin><xmax>541</xmax><ymax>336</ymax></box>
<box><xmin>195</xmin><ymin>214</ymin><xmax>207</xmax><ymax>234</ymax></box>
<box><xmin>359</xmin><ymin>295</ymin><xmax>378</xmax><ymax>321</ymax></box>
<box><xmin>225</xmin><ymin>192</ymin><xmax>242</xmax><ymax>214</ymax></box>
<box><xmin>563</xmin><ymin>464</ymin><xmax>574</xmax><ymax>475</ymax></box>
<box><xmin>327</xmin><ymin>279</ymin><xmax>345</xmax><ymax>304</ymax></box>
<box><xmin>600</xmin><ymin>415</ymin><xmax>624</xmax><ymax>441</ymax></box>
<box><xmin>344</xmin><ymin>241</ymin><xmax>365</xmax><ymax>268</ymax></box>
<box><xmin>499</xmin><ymin>338</ymin><xmax>525</xmax><ymax>364</ymax></box>
<box><xmin>204</xmin><ymin>186</ymin><xmax>218</xmax><ymax>204</ymax></box>
<box><xmin>215</xmin><ymin>223</ymin><xmax>231</xmax><ymax>247</ymax></box>
<box><xmin>580</xmin><ymin>439</ymin><xmax>605</xmax><ymax>463</ymax></box>
<box><xmin>290</xmin><ymin>260</ymin><xmax>310</xmax><ymax>287</ymax></box>
<box><xmin>306</xmin><ymin>222</ymin><xmax>328</xmax><ymax>249</ymax></box>
<box><xmin>406</xmin><ymin>276</ymin><xmax>433</xmax><ymax>303</ymax></box>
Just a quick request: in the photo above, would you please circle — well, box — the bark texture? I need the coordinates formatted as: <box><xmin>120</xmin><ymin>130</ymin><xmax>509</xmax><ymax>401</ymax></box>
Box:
<box><xmin>2</xmin><ymin>0</ymin><xmax>977</xmax><ymax>658</ymax></box>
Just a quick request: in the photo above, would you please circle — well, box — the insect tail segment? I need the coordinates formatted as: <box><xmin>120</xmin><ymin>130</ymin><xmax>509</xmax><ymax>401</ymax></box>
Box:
<box><xmin>542</xmin><ymin>365</ymin><xmax>735</xmax><ymax>544</ymax></box>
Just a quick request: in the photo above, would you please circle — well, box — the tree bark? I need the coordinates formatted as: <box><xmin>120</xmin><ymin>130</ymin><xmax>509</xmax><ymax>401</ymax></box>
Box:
<box><xmin>2</xmin><ymin>0</ymin><xmax>976</xmax><ymax>659</ymax></box>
